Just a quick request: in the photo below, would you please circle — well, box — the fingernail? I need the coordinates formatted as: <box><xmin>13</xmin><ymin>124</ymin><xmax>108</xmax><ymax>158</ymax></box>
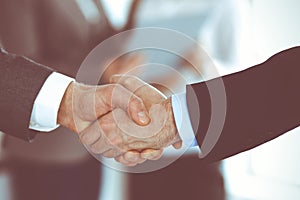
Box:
<box><xmin>138</xmin><ymin>111</ymin><xmax>149</xmax><ymax>124</ymax></box>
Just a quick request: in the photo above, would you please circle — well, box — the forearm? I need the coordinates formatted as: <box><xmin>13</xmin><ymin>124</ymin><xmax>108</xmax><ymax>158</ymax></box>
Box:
<box><xmin>0</xmin><ymin>48</ymin><xmax>53</xmax><ymax>140</ymax></box>
<box><xmin>187</xmin><ymin>46</ymin><xmax>300</xmax><ymax>162</ymax></box>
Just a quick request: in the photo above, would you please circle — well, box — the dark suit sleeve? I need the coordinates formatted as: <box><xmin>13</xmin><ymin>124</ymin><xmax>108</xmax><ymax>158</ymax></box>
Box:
<box><xmin>186</xmin><ymin>46</ymin><xmax>300</xmax><ymax>162</ymax></box>
<box><xmin>0</xmin><ymin>48</ymin><xmax>53</xmax><ymax>141</ymax></box>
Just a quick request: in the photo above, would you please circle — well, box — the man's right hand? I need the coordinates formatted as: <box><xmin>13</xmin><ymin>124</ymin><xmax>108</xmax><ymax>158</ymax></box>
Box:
<box><xmin>58</xmin><ymin>82</ymin><xmax>150</xmax><ymax>132</ymax></box>
<box><xmin>57</xmin><ymin>81</ymin><xmax>156</xmax><ymax>164</ymax></box>
<box><xmin>106</xmin><ymin>75</ymin><xmax>183</xmax><ymax>165</ymax></box>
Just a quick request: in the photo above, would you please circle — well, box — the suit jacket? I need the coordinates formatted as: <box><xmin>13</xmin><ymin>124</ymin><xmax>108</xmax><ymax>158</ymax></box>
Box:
<box><xmin>0</xmin><ymin>48</ymin><xmax>52</xmax><ymax>141</ymax></box>
<box><xmin>0</xmin><ymin>0</ymin><xmax>139</xmax><ymax>163</ymax></box>
<box><xmin>187</xmin><ymin>46</ymin><xmax>300</xmax><ymax>162</ymax></box>
<box><xmin>0</xmin><ymin>0</ymin><xmax>299</xmax><ymax>163</ymax></box>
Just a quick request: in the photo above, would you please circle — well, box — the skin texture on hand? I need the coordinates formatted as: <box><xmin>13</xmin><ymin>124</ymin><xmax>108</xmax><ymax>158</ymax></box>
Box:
<box><xmin>58</xmin><ymin>81</ymin><xmax>167</xmax><ymax>166</ymax></box>
<box><xmin>108</xmin><ymin>75</ymin><xmax>182</xmax><ymax>165</ymax></box>
<box><xmin>57</xmin><ymin>76</ymin><xmax>182</xmax><ymax>166</ymax></box>
<box><xmin>58</xmin><ymin>82</ymin><xmax>150</xmax><ymax>131</ymax></box>
<box><xmin>57</xmin><ymin>82</ymin><xmax>151</xmax><ymax>158</ymax></box>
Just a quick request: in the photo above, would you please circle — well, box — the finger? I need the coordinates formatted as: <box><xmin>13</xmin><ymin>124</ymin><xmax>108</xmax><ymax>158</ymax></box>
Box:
<box><xmin>110</xmin><ymin>74</ymin><xmax>166</xmax><ymax>108</ymax></box>
<box><xmin>106</xmin><ymin>84</ymin><xmax>150</xmax><ymax>125</ymax></box>
<box><xmin>128</xmin><ymin>93</ymin><xmax>150</xmax><ymax>126</ymax></box>
<box><xmin>115</xmin><ymin>155</ymin><xmax>131</xmax><ymax>166</ymax></box>
<box><xmin>79</xmin><ymin>120</ymin><xmax>102</xmax><ymax>146</ymax></box>
<box><xmin>172</xmin><ymin>141</ymin><xmax>182</xmax><ymax>149</ymax></box>
<box><xmin>87</xmin><ymin>119</ymin><xmax>113</xmax><ymax>154</ymax></box>
<box><xmin>141</xmin><ymin>149</ymin><xmax>163</xmax><ymax>160</ymax></box>
<box><xmin>90</xmin><ymin>114</ymin><xmax>124</xmax><ymax>155</ymax></box>
<box><xmin>102</xmin><ymin>148</ymin><xmax>124</xmax><ymax>158</ymax></box>
<box><xmin>123</xmin><ymin>151</ymin><xmax>146</xmax><ymax>164</ymax></box>
<box><xmin>110</xmin><ymin>74</ymin><xmax>146</xmax><ymax>92</ymax></box>
<box><xmin>110</xmin><ymin>74</ymin><xmax>165</xmax><ymax>97</ymax></box>
<box><xmin>90</xmin><ymin>136</ymin><xmax>111</xmax><ymax>154</ymax></box>
<box><xmin>99</xmin><ymin>112</ymin><xmax>124</xmax><ymax>147</ymax></box>
<box><xmin>115</xmin><ymin>155</ymin><xmax>138</xmax><ymax>167</ymax></box>
<box><xmin>172</xmin><ymin>135</ymin><xmax>183</xmax><ymax>149</ymax></box>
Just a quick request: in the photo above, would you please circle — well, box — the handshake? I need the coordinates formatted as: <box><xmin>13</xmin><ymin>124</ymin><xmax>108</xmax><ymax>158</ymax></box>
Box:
<box><xmin>57</xmin><ymin>75</ymin><xmax>182</xmax><ymax>166</ymax></box>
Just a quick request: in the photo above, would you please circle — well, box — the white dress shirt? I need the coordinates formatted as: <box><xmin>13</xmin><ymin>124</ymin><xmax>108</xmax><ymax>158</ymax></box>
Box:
<box><xmin>29</xmin><ymin>0</ymin><xmax>197</xmax><ymax>150</ymax></box>
<box><xmin>29</xmin><ymin>72</ymin><xmax>74</xmax><ymax>132</ymax></box>
<box><xmin>29</xmin><ymin>0</ymin><xmax>242</xmax><ymax>154</ymax></box>
<box><xmin>29</xmin><ymin>71</ymin><xmax>196</xmax><ymax>148</ymax></box>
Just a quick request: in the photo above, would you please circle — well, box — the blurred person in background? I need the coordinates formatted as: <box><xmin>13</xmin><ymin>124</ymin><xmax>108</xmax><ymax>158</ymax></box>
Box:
<box><xmin>0</xmin><ymin>0</ymin><xmax>142</xmax><ymax>200</ymax></box>
<box><xmin>0</xmin><ymin>0</ymin><xmax>247</xmax><ymax>200</ymax></box>
<box><xmin>123</xmin><ymin>0</ymin><xmax>248</xmax><ymax>200</ymax></box>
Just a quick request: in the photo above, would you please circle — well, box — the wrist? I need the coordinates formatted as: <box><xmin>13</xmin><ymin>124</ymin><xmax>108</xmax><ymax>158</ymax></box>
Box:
<box><xmin>161</xmin><ymin>98</ymin><xmax>180</xmax><ymax>143</ymax></box>
<box><xmin>164</xmin><ymin>98</ymin><xmax>178</xmax><ymax>131</ymax></box>
<box><xmin>57</xmin><ymin>81</ymin><xmax>75</xmax><ymax>130</ymax></box>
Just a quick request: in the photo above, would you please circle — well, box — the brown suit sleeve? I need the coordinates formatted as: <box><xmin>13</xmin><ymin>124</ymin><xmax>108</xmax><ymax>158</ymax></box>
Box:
<box><xmin>186</xmin><ymin>46</ymin><xmax>300</xmax><ymax>162</ymax></box>
<box><xmin>0</xmin><ymin>48</ymin><xmax>53</xmax><ymax>141</ymax></box>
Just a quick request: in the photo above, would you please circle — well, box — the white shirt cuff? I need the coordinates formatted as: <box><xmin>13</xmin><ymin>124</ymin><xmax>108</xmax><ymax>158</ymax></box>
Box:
<box><xmin>171</xmin><ymin>92</ymin><xmax>201</xmax><ymax>152</ymax></box>
<box><xmin>29</xmin><ymin>72</ymin><xmax>74</xmax><ymax>132</ymax></box>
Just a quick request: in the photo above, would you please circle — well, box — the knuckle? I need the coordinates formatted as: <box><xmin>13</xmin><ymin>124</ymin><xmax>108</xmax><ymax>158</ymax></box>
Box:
<box><xmin>103</xmin><ymin>84</ymin><xmax>116</xmax><ymax>98</ymax></box>
<box><xmin>107</xmin><ymin>135</ymin><xmax>122</xmax><ymax>146</ymax></box>
<box><xmin>98</xmin><ymin>118</ymin><xmax>108</xmax><ymax>128</ymax></box>
<box><xmin>106</xmin><ymin>84</ymin><xmax>116</xmax><ymax>91</ymax></box>
<box><xmin>130</xmin><ymin>95</ymin><xmax>143</xmax><ymax>107</ymax></box>
<box><xmin>125</xmin><ymin>153</ymin><xmax>139</xmax><ymax>162</ymax></box>
<box><xmin>80</xmin><ymin>134</ymin><xmax>90</xmax><ymax>144</ymax></box>
<box><xmin>123</xmin><ymin>77</ymin><xmax>133</xmax><ymax>87</ymax></box>
<box><xmin>99</xmin><ymin>117</ymin><xmax>114</xmax><ymax>130</ymax></box>
<box><xmin>90</xmin><ymin>145</ymin><xmax>102</xmax><ymax>154</ymax></box>
<box><xmin>114</xmin><ymin>84</ymin><xmax>124</xmax><ymax>92</ymax></box>
<box><xmin>113</xmin><ymin>84</ymin><xmax>129</xmax><ymax>98</ymax></box>
<box><xmin>102</xmin><ymin>151</ymin><xmax>113</xmax><ymax>158</ymax></box>
<box><xmin>80</xmin><ymin>132</ymin><xmax>94</xmax><ymax>145</ymax></box>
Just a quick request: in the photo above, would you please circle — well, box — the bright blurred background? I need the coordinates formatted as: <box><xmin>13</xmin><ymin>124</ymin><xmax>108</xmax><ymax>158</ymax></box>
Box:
<box><xmin>1</xmin><ymin>0</ymin><xmax>300</xmax><ymax>200</ymax></box>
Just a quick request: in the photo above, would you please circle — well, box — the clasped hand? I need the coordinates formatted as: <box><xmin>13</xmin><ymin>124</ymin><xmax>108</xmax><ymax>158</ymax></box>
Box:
<box><xmin>58</xmin><ymin>75</ymin><xmax>182</xmax><ymax>166</ymax></box>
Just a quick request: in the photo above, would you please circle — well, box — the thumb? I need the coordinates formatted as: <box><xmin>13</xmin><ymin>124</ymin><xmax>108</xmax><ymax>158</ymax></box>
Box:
<box><xmin>172</xmin><ymin>135</ymin><xmax>182</xmax><ymax>149</ymax></box>
<box><xmin>128</xmin><ymin>95</ymin><xmax>151</xmax><ymax>126</ymax></box>
<box><xmin>106</xmin><ymin>84</ymin><xmax>151</xmax><ymax>126</ymax></box>
<box><xmin>172</xmin><ymin>141</ymin><xmax>182</xmax><ymax>149</ymax></box>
